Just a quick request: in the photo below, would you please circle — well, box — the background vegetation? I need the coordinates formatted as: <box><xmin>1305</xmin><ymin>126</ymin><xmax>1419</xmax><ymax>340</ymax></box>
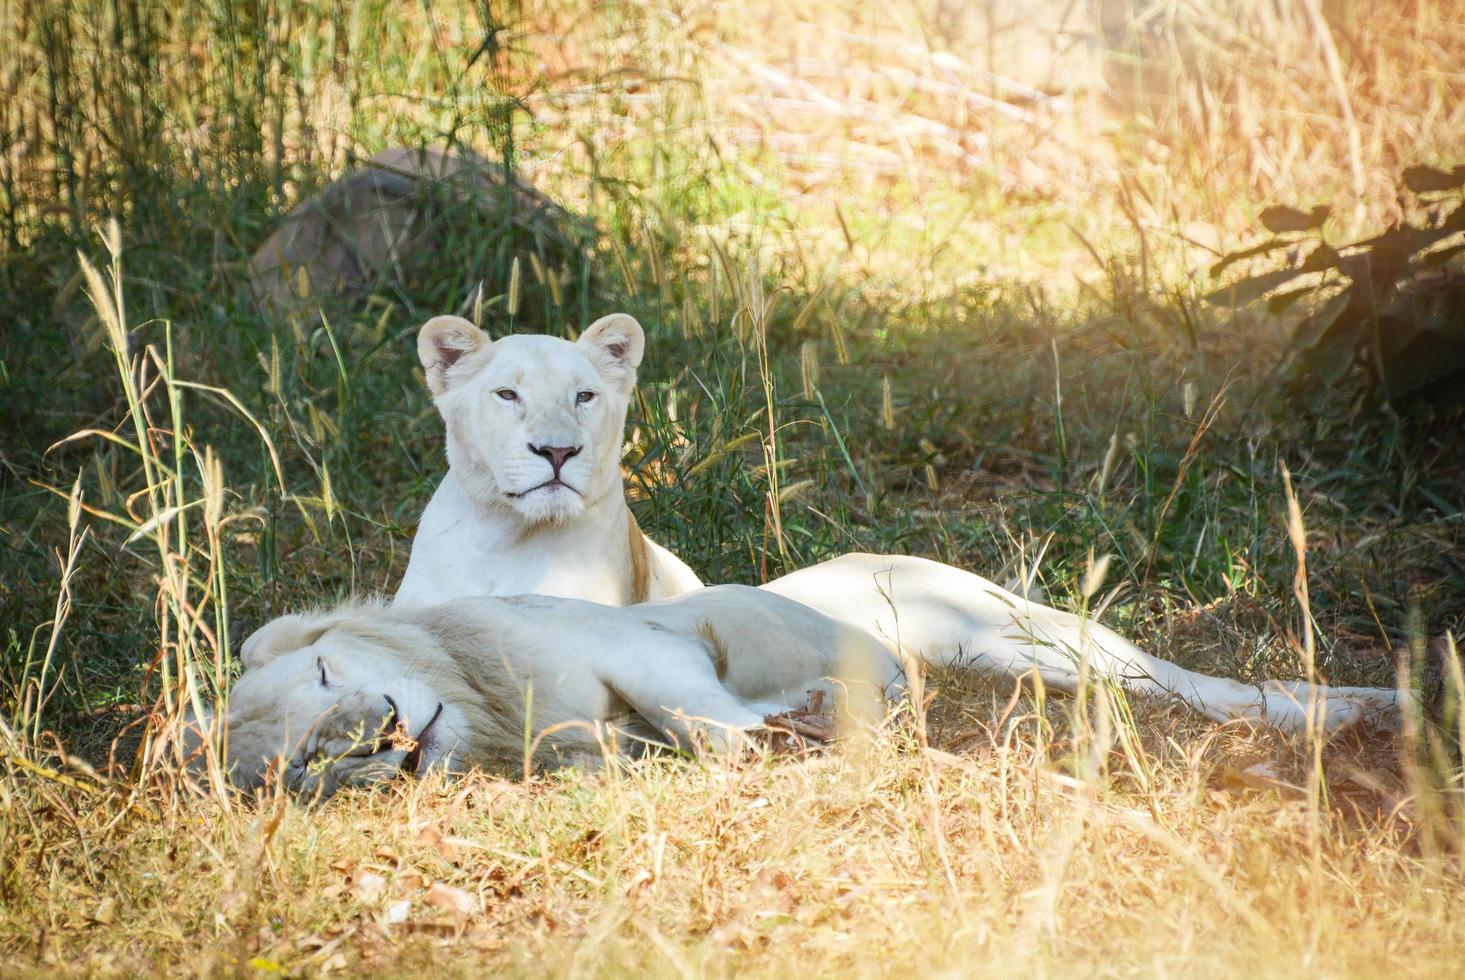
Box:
<box><xmin>1</xmin><ymin>0</ymin><xmax>1463</xmax><ymax>974</ymax></box>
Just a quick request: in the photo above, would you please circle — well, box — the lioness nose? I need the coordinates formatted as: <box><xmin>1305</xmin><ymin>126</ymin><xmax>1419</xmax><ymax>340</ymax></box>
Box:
<box><xmin>528</xmin><ymin>443</ymin><xmax>582</xmax><ymax>475</ymax></box>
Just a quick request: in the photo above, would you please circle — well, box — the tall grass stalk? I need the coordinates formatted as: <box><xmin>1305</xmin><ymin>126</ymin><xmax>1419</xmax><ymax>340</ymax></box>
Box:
<box><xmin>43</xmin><ymin>223</ymin><xmax>286</xmax><ymax>798</ymax></box>
<box><xmin>13</xmin><ymin>479</ymin><xmax>86</xmax><ymax>743</ymax></box>
<box><xmin>1279</xmin><ymin>460</ymin><xmax>1329</xmax><ymax>935</ymax></box>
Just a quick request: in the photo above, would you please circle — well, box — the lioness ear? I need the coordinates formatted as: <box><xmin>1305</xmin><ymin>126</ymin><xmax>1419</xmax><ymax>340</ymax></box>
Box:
<box><xmin>577</xmin><ymin>313</ymin><xmax>645</xmax><ymax>393</ymax></box>
<box><xmin>240</xmin><ymin>614</ymin><xmax>328</xmax><ymax>670</ymax></box>
<box><xmin>418</xmin><ymin>315</ymin><xmax>488</xmax><ymax>396</ymax></box>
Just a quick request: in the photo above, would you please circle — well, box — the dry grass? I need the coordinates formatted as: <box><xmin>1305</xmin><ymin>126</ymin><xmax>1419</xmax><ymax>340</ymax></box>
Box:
<box><xmin>5</xmin><ymin>702</ymin><xmax>1463</xmax><ymax>977</ymax></box>
<box><xmin>3</xmin><ymin>0</ymin><xmax>1465</xmax><ymax>975</ymax></box>
<box><xmin>522</xmin><ymin>0</ymin><xmax>1465</xmax><ymax>281</ymax></box>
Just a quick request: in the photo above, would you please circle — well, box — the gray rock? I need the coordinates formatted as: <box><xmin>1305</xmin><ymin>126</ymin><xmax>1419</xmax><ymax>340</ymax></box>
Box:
<box><xmin>247</xmin><ymin>146</ymin><xmax>583</xmax><ymax>313</ymax></box>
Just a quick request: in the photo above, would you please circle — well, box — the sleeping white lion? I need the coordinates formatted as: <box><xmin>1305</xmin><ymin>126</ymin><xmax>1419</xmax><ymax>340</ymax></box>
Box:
<box><xmin>392</xmin><ymin>312</ymin><xmax>1400</xmax><ymax>735</ymax></box>
<box><xmin>224</xmin><ymin>585</ymin><xmax>899</xmax><ymax>797</ymax></box>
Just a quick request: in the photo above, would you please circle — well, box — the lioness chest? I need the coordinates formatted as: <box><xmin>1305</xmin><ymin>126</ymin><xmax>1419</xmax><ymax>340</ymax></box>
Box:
<box><xmin>397</xmin><ymin>472</ymin><xmax>636</xmax><ymax>607</ymax></box>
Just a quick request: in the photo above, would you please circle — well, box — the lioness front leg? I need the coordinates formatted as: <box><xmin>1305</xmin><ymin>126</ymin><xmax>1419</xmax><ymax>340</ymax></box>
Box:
<box><xmin>596</xmin><ymin>636</ymin><xmax>767</xmax><ymax>753</ymax></box>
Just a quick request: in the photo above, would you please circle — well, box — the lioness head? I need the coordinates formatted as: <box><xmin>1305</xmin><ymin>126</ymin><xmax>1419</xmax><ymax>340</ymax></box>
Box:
<box><xmin>417</xmin><ymin>312</ymin><xmax>644</xmax><ymax>525</ymax></box>
<box><xmin>224</xmin><ymin>611</ymin><xmax>470</xmax><ymax>797</ymax></box>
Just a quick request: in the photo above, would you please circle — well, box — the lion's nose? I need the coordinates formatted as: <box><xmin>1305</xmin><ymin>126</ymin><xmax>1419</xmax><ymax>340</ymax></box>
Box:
<box><xmin>527</xmin><ymin>443</ymin><xmax>582</xmax><ymax>476</ymax></box>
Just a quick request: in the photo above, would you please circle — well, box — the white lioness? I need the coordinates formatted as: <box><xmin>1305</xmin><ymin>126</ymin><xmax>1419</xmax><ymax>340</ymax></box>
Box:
<box><xmin>396</xmin><ymin>314</ymin><xmax>1400</xmax><ymax>734</ymax></box>
<box><xmin>396</xmin><ymin>312</ymin><xmax>702</xmax><ymax>607</ymax></box>
<box><xmin>224</xmin><ymin>585</ymin><xmax>899</xmax><ymax>797</ymax></box>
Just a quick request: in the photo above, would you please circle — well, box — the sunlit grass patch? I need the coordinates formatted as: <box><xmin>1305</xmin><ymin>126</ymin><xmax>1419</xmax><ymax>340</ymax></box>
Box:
<box><xmin>3</xmin><ymin>714</ymin><xmax>1462</xmax><ymax>976</ymax></box>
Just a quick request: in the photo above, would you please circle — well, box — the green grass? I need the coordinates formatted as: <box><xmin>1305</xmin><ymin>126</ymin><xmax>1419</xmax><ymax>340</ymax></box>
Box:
<box><xmin>2</xmin><ymin>0</ymin><xmax>1465</xmax><ymax>973</ymax></box>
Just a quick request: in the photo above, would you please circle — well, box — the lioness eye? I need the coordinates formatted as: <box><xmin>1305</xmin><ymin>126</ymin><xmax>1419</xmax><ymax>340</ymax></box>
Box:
<box><xmin>495</xmin><ymin>388</ymin><xmax>518</xmax><ymax>402</ymax></box>
<box><xmin>576</xmin><ymin>390</ymin><xmax>596</xmax><ymax>405</ymax></box>
<box><xmin>317</xmin><ymin>656</ymin><xmax>330</xmax><ymax>688</ymax></box>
